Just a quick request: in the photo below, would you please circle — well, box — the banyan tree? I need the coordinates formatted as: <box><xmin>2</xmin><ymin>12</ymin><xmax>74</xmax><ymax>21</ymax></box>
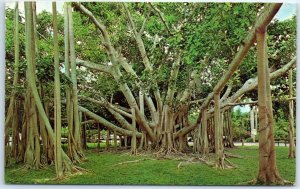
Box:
<box><xmin>4</xmin><ymin>2</ymin><xmax>296</xmax><ymax>184</ymax></box>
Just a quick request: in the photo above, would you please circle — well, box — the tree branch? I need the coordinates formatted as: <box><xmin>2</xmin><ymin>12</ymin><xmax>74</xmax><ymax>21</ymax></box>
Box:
<box><xmin>213</xmin><ymin>3</ymin><xmax>282</xmax><ymax>93</ymax></box>
<box><xmin>174</xmin><ymin>56</ymin><xmax>296</xmax><ymax>139</ymax></box>
<box><xmin>72</xmin><ymin>2</ymin><xmax>118</xmax><ymax>66</ymax></box>
<box><xmin>149</xmin><ymin>2</ymin><xmax>172</xmax><ymax>35</ymax></box>
<box><xmin>165</xmin><ymin>56</ymin><xmax>181</xmax><ymax>105</ymax></box>
<box><xmin>179</xmin><ymin>70</ymin><xmax>197</xmax><ymax>103</ymax></box>
<box><xmin>123</xmin><ymin>2</ymin><xmax>152</xmax><ymax>71</ymax></box>
<box><xmin>76</xmin><ymin>58</ymin><xmax>111</xmax><ymax>74</ymax></box>
<box><xmin>79</xmin><ymin>106</ymin><xmax>141</xmax><ymax>137</ymax></box>
<box><xmin>220</xmin><ymin>84</ymin><xmax>232</xmax><ymax>102</ymax></box>
<box><xmin>139</xmin><ymin>14</ymin><xmax>148</xmax><ymax>35</ymax></box>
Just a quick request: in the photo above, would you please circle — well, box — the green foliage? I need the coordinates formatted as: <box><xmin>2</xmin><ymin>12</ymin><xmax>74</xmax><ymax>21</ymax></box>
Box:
<box><xmin>4</xmin><ymin>3</ymin><xmax>296</xmax><ymax>145</ymax></box>
<box><xmin>274</xmin><ymin>109</ymin><xmax>289</xmax><ymax>140</ymax></box>
<box><xmin>231</xmin><ymin>108</ymin><xmax>250</xmax><ymax>140</ymax></box>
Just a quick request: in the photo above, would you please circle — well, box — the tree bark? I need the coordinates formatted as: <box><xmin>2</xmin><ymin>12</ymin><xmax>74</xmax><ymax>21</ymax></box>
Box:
<box><xmin>250</xmin><ymin>107</ymin><xmax>255</xmax><ymax>142</ymax></box>
<box><xmin>106</xmin><ymin>130</ymin><xmax>110</xmax><ymax>151</ymax></box>
<box><xmin>227</xmin><ymin>109</ymin><xmax>234</xmax><ymax>147</ymax></box>
<box><xmin>125</xmin><ymin>136</ymin><xmax>128</xmax><ymax>148</ymax></box>
<box><xmin>97</xmin><ymin>123</ymin><xmax>101</xmax><ymax>150</ymax></box>
<box><xmin>63</xmin><ymin>4</ymin><xmax>84</xmax><ymax>162</ymax></box>
<box><xmin>23</xmin><ymin>2</ymin><xmax>41</xmax><ymax>169</ymax></box>
<box><xmin>68</xmin><ymin>4</ymin><xmax>84</xmax><ymax>160</ymax></box>
<box><xmin>6</xmin><ymin>2</ymin><xmax>21</xmax><ymax>162</ymax></box>
<box><xmin>288</xmin><ymin>69</ymin><xmax>295</xmax><ymax>158</ymax></box>
<box><xmin>256</xmin><ymin>27</ymin><xmax>282</xmax><ymax>184</ymax></box>
<box><xmin>214</xmin><ymin>92</ymin><xmax>224</xmax><ymax>168</ymax></box>
<box><xmin>114</xmin><ymin>130</ymin><xmax>117</xmax><ymax>150</ymax></box>
<box><xmin>52</xmin><ymin>2</ymin><xmax>63</xmax><ymax>178</ymax></box>
<box><xmin>131</xmin><ymin>108</ymin><xmax>137</xmax><ymax>155</ymax></box>
<box><xmin>24</xmin><ymin>2</ymin><xmax>81</xmax><ymax>175</ymax></box>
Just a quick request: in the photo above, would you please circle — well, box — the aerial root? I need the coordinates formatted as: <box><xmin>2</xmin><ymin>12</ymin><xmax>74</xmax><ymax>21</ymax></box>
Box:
<box><xmin>114</xmin><ymin>158</ymin><xmax>156</xmax><ymax>166</ymax></box>
<box><xmin>238</xmin><ymin>178</ymin><xmax>257</xmax><ymax>185</ymax></box>
<box><xmin>282</xmin><ymin>179</ymin><xmax>294</xmax><ymax>185</ymax></box>
<box><xmin>177</xmin><ymin>157</ymin><xmax>197</xmax><ymax>169</ymax></box>
<box><xmin>224</xmin><ymin>158</ymin><xmax>237</xmax><ymax>168</ymax></box>
<box><xmin>214</xmin><ymin>156</ymin><xmax>238</xmax><ymax>169</ymax></box>
<box><xmin>71</xmin><ymin>165</ymin><xmax>87</xmax><ymax>172</ymax></box>
<box><xmin>154</xmin><ymin>146</ymin><xmax>185</xmax><ymax>157</ymax></box>
<box><xmin>239</xmin><ymin>178</ymin><xmax>293</xmax><ymax>186</ymax></box>
<box><xmin>224</xmin><ymin>153</ymin><xmax>243</xmax><ymax>159</ymax></box>
<box><xmin>177</xmin><ymin>156</ymin><xmax>215</xmax><ymax>169</ymax></box>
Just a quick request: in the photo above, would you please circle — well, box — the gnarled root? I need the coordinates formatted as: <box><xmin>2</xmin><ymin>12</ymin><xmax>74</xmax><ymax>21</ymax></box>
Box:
<box><xmin>214</xmin><ymin>154</ymin><xmax>237</xmax><ymax>169</ymax></box>
<box><xmin>240</xmin><ymin>178</ymin><xmax>293</xmax><ymax>186</ymax></box>
<box><xmin>177</xmin><ymin>156</ymin><xmax>215</xmax><ymax>169</ymax></box>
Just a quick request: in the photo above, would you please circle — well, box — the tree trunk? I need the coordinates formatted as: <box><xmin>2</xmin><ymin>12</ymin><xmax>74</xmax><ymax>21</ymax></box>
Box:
<box><xmin>105</xmin><ymin>130</ymin><xmax>110</xmax><ymax>150</ymax></box>
<box><xmin>81</xmin><ymin>113</ymin><xmax>88</xmax><ymax>150</ymax></box>
<box><xmin>250</xmin><ymin>107</ymin><xmax>255</xmax><ymax>142</ymax></box>
<box><xmin>5</xmin><ymin>2</ymin><xmax>21</xmax><ymax>165</ymax></box>
<box><xmin>131</xmin><ymin>108</ymin><xmax>137</xmax><ymax>155</ymax></box>
<box><xmin>24</xmin><ymin>2</ymin><xmax>80</xmax><ymax>175</ymax></box>
<box><xmin>193</xmin><ymin>108</ymin><xmax>209</xmax><ymax>154</ymax></box>
<box><xmin>201</xmin><ymin>108</ymin><xmax>209</xmax><ymax>154</ymax></box>
<box><xmin>9</xmin><ymin>2</ymin><xmax>21</xmax><ymax>162</ymax></box>
<box><xmin>24</xmin><ymin>2</ymin><xmax>41</xmax><ymax>169</ymax></box>
<box><xmin>65</xmin><ymin>4</ymin><xmax>84</xmax><ymax>162</ymax></box>
<box><xmin>52</xmin><ymin>2</ymin><xmax>63</xmax><ymax>178</ymax></box>
<box><xmin>256</xmin><ymin>27</ymin><xmax>282</xmax><ymax>184</ymax></box>
<box><xmin>288</xmin><ymin>70</ymin><xmax>295</xmax><ymax>158</ymax></box>
<box><xmin>214</xmin><ymin>92</ymin><xmax>224</xmax><ymax>168</ymax></box>
<box><xmin>97</xmin><ymin>123</ymin><xmax>101</xmax><ymax>150</ymax></box>
<box><xmin>125</xmin><ymin>136</ymin><xmax>128</xmax><ymax>148</ymax></box>
<box><xmin>222</xmin><ymin>112</ymin><xmax>228</xmax><ymax>147</ymax></box>
<box><xmin>138</xmin><ymin>132</ymin><xmax>144</xmax><ymax>150</ymax></box>
<box><xmin>227</xmin><ymin>109</ymin><xmax>234</xmax><ymax>147</ymax></box>
<box><xmin>113</xmin><ymin>130</ymin><xmax>117</xmax><ymax>150</ymax></box>
<box><xmin>11</xmin><ymin>100</ymin><xmax>20</xmax><ymax>159</ymax></box>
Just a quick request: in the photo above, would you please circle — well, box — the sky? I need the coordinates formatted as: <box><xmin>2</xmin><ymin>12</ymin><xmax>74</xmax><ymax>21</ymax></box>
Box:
<box><xmin>274</xmin><ymin>3</ymin><xmax>297</xmax><ymax>21</ymax></box>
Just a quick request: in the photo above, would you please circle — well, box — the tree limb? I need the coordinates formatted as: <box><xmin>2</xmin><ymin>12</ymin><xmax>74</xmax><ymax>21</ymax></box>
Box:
<box><xmin>174</xmin><ymin>56</ymin><xmax>296</xmax><ymax>139</ymax></box>
<box><xmin>165</xmin><ymin>56</ymin><xmax>181</xmax><ymax>105</ymax></box>
<box><xmin>76</xmin><ymin>58</ymin><xmax>111</xmax><ymax>74</ymax></box>
<box><xmin>149</xmin><ymin>2</ymin><xmax>172</xmax><ymax>35</ymax></box>
<box><xmin>79</xmin><ymin>106</ymin><xmax>141</xmax><ymax>137</ymax></box>
<box><xmin>179</xmin><ymin>70</ymin><xmax>197</xmax><ymax>103</ymax></box>
<box><xmin>220</xmin><ymin>84</ymin><xmax>232</xmax><ymax>102</ymax></box>
<box><xmin>213</xmin><ymin>3</ymin><xmax>282</xmax><ymax>94</ymax></box>
<box><xmin>72</xmin><ymin>2</ymin><xmax>119</xmax><ymax>66</ymax></box>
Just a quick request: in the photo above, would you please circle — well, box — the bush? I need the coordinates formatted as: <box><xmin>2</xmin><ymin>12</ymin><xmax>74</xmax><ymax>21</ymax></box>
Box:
<box><xmin>233</xmin><ymin>127</ymin><xmax>247</xmax><ymax>141</ymax></box>
<box><xmin>274</xmin><ymin>109</ymin><xmax>289</xmax><ymax>140</ymax></box>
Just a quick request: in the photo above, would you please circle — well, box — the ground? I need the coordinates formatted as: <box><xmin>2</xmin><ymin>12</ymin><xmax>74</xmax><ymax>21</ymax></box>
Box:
<box><xmin>5</xmin><ymin>146</ymin><xmax>295</xmax><ymax>185</ymax></box>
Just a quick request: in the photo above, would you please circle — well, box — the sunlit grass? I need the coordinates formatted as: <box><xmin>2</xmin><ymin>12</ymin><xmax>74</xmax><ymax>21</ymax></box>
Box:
<box><xmin>5</xmin><ymin>146</ymin><xmax>295</xmax><ymax>185</ymax></box>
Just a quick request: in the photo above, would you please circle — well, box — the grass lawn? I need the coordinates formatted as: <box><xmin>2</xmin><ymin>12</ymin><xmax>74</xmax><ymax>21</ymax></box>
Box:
<box><xmin>5</xmin><ymin>146</ymin><xmax>295</xmax><ymax>185</ymax></box>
